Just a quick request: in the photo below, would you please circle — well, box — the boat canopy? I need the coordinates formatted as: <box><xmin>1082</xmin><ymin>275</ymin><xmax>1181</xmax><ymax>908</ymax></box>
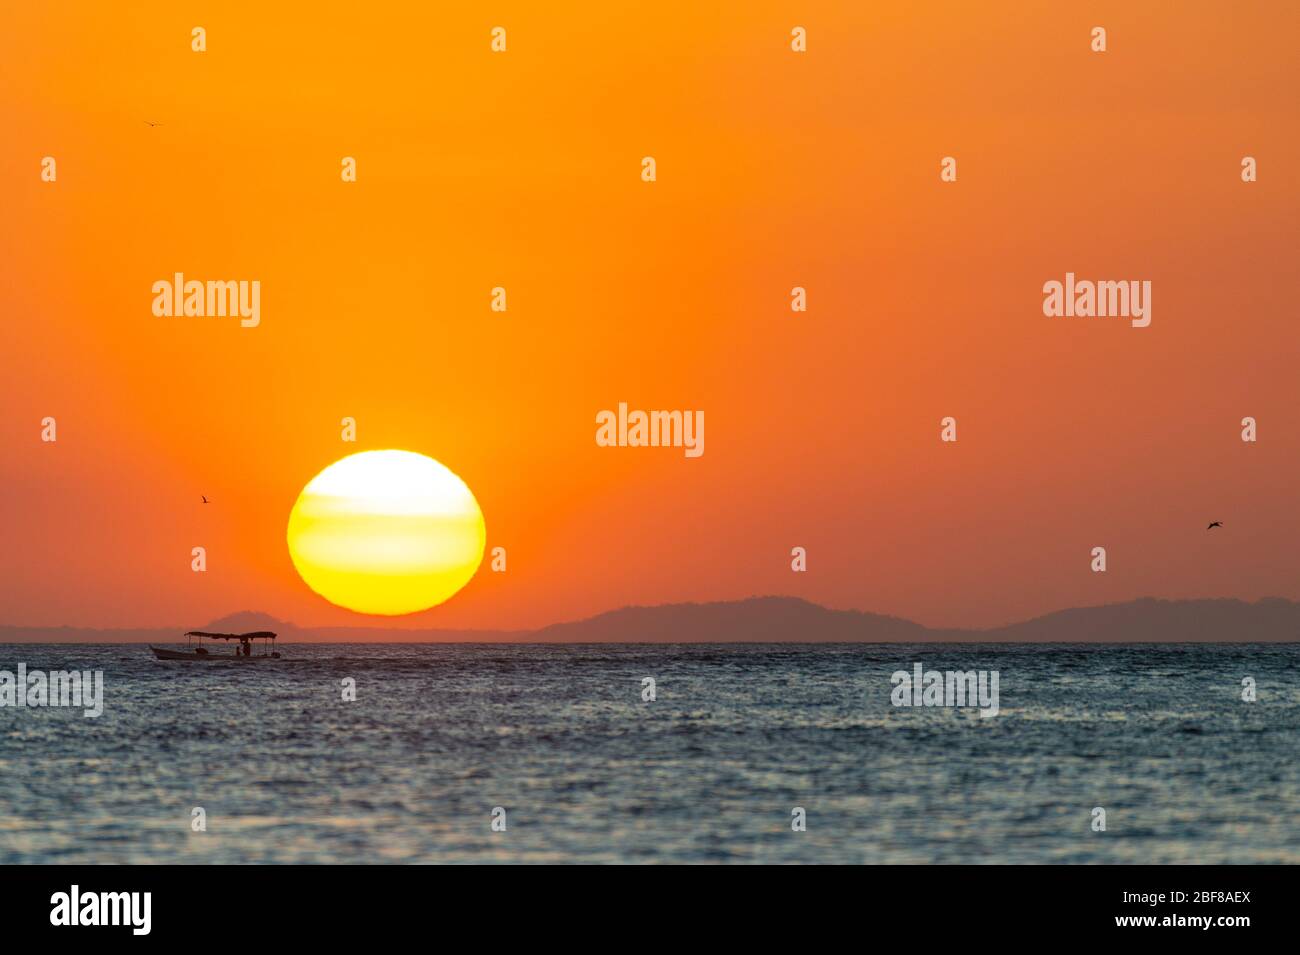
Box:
<box><xmin>184</xmin><ymin>631</ymin><xmax>277</xmax><ymax>640</ymax></box>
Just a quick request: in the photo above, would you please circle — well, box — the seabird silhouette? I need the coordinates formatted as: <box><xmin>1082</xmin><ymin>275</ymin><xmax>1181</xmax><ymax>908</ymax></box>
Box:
<box><xmin>202</xmin><ymin>496</ymin><xmax>210</xmax><ymax>504</ymax></box>
<box><xmin>1207</xmin><ymin>521</ymin><xmax>1222</xmax><ymax>530</ymax></box>
<box><xmin>144</xmin><ymin>121</ymin><xmax>164</xmax><ymax>127</ymax></box>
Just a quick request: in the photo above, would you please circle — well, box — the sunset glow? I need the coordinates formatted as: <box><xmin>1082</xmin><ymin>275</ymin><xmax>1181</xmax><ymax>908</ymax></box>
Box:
<box><xmin>2</xmin><ymin>2</ymin><xmax>1297</xmax><ymax>635</ymax></box>
<box><xmin>286</xmin><ymin>451</ymin><xmax>486</xmax><ymax>616</ymax></box>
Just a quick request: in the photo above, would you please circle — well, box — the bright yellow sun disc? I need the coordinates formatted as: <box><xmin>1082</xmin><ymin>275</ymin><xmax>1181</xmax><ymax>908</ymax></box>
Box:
<box><xmin>286</xmin><ymin>450</ymin><xmax>485</xmax><ymax>615</ymax></box>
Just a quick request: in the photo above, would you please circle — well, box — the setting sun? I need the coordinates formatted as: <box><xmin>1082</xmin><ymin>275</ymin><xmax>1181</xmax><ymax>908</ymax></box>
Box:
<box><xmin>286</xmin><ymin>450</ymin><xmax>486</xmax><ymax>615</ymax></box>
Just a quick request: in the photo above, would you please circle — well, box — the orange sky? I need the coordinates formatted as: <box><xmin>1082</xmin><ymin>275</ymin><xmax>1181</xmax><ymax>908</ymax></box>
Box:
<box><xmin>2</xmin><ymin>2</ymin><xmax>1298</xmax><ymax>631</ymax></box>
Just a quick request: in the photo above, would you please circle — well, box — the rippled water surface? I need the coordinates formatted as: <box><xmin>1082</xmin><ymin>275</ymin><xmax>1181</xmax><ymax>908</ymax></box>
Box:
<box><xmin>1</xmin><ymin>643</ymin><xmax>1296</xmax><ymax>863</ymax></box>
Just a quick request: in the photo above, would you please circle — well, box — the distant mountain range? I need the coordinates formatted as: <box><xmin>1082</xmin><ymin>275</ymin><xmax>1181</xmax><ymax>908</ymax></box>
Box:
<box><xmin>2</xmin><ymin>596</ymin><xmax>1299</xmax><ymax>643</ymax></box>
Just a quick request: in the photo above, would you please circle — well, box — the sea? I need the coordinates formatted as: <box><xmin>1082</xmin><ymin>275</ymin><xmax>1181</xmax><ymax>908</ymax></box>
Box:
<box><xmin>1</xmin><ymin>643</ymin><xmax>1296</xmax><ymax>864</ymax></box>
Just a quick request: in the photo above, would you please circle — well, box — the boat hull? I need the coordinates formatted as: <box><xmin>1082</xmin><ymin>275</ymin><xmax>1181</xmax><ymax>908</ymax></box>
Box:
<box><xmin>150</xmin><ymin>646</ymin><xmax>279</xmax><ymax>661</ymax></box>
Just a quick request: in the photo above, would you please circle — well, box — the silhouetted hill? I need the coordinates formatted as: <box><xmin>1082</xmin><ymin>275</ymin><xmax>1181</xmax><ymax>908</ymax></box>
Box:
<box><xmin>1</xmin><ymin>596</ymin><xmax>1298</xmax><ymax>643</ymax></box>
<box><xmin>203</xmin><ymin>611</ymin><xmax>296</xmax><ymax>634</ymax></box>
<box><xmin>525</xmin><ymin>595</ymin><xmax>1300</xmax><ymax>642</ymax></box>
<box><xmin>529</xmin><ymin>596</ymin><xmax>950</xmax><ymax>642</ymax></box>
<box><xmin>985</xmin><ymin>596</ymin><xmax>1300</xmax><ymax>643</ymax></box>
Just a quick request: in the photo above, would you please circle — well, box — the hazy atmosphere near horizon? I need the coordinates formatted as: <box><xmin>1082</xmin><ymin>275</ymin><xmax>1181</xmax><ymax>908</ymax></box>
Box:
<box><xmin>1</xmin><ymin>1</ymin><xmax>1298</xmax><ymax>877</ymax></box>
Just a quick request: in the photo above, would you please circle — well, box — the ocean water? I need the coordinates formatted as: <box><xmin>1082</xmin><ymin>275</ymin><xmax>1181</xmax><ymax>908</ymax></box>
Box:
<box><xmin>0</xmin><ymin>643</ymin><xmax>1296</xmax><ymax>864</ymax></box>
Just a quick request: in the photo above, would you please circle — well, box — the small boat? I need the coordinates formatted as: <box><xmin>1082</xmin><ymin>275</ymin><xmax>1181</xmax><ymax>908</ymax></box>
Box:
<box><xmin>150</xmin><ymin>630</ymin><xmax>282</xmax><ymax>661</ymax></box>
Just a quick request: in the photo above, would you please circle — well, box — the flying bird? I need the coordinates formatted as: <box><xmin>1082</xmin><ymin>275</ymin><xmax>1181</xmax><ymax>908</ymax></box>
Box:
<box><xmin>202</xmin><ymin>496</ymin><xmax>210</xmax><ymax>504</ymax></box>
<box><xmin>1207</xmin><ymin>521</ymin><xmax>1222</xmax><ymax>530</ymax></box>
<box><xmin>144</xmin><ymin>120</ymin><xmax>164</xmax><ymax>127</ymax></box>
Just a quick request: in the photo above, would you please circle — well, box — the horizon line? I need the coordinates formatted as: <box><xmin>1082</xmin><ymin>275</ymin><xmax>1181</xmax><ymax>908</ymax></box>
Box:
<box><xmin>2</xmin><ymin>592</ymin><xmax>1298</xmax><ymax>641</ymax></box>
